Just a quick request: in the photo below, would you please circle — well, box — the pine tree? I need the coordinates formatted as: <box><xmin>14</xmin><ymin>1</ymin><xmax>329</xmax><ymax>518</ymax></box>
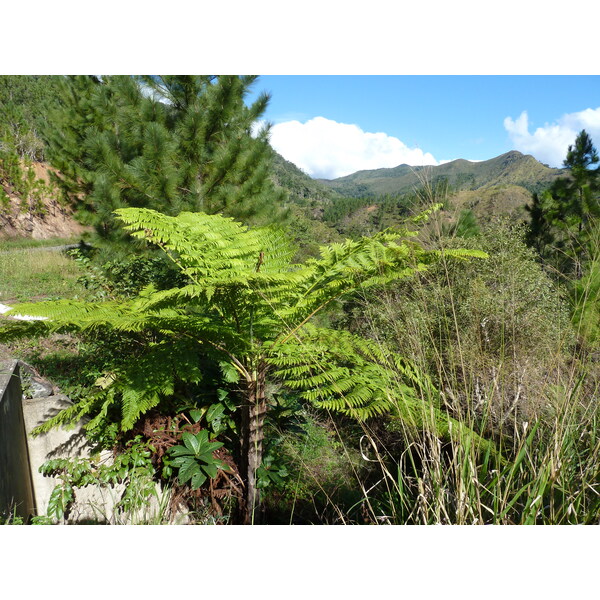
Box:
<box><xmin>453</xmin><ymin>209</ymin><xmax>480</xmax><ymax>238</ymax></box>
<box><xmin>44</xmin><ymin>75</ymin><xmax>287</xmax><ymax>241</ymax></box>
<box><xmin>525</xmin><ymin>191</ymin><xmax>554</xmax><ymax>255</ymax></box>
<box><xmin>526</xmin><ymin>130</ymin><xmax>600</xmax><ymax>277</ymax></box>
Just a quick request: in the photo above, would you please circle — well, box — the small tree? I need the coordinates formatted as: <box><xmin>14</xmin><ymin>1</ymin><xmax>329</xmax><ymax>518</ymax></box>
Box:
<box><xmin>525</xmin><ymin>191</ymin><xmax>554</xmax><ymax>255</ymax></box>
<box><xmin>0</xmin><ymin>207</ymin><xmax>489</xmax><ymax>523</ymax></box>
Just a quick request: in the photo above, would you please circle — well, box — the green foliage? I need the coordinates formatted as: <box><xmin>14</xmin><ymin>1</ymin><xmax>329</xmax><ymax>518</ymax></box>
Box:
<box><xmin>525</xmin><ymin>191</ymin><xmax>554</xmax><ymax>253</ymax></box>
<box><xmin>363</xmin><ymin>375</ymin><xmax>600</xmax><ymax>525</ymax></box>
<box><xmin>260</xmin><ymin>412</ymin><xmax>365</xmax><ymax>524</ymax></box>
<box><xmin>256</xmin><ymin>451</ymin><xmax>289</xmax><ymax>489</ymax></box>
<box><xmin>272</xmin><ymin>325</ymin><xmax>430</xmax><ymax>420</ymax></box>
<box><xmin>319</xmin><ymin>193</ymin><xmax>420</xmax><ymax>239</ymax></box>
<box><xmin>322</xmin><ymin>196</ymin><xmax>374</xmax><ymax>225</ymax></box>
<box><xmin>0</xmin><ymin>206</ymin><xmax>489</xmax><ymax>520</ymax></box>
<box><xmin>346</xmin><ymin>221</ymin><xmax>574</xmax><ymax>435</ymax></box>
<box><xmin>452</xmin><ymin>223</ymin><xmax>573</xmax><ymax>366</ymax></box>
<box><xmin>0</xmin><ymin>149</ymin><xmax>60</xmax><ymax>216</ymax></box>
<box><xmin>269</xmin><ymin>150</ymin><xmax>340</xmax><ymax>208</ymax></box>
<box><xmin>564</xmin><ymin>129</ymin><xmax>599</xmax><ymax>189</ymax></box>
<box><xmin>0</xmin><ymin>76</ymin><xmax>64</xmax><ymax>214</ymax></box>
<box><xmin>44</xmin><ymin>75</ymin><xmax>287</xmax><ymax>240</ymax></box>
<box><xmin>40</xmin><ymin>435</ymin><xmax>157</xmax><ymax>521</ymax></box>
<box><xmin>165</xmin><ymin>430</ymin><xmax>227</xmax><ymax>490</ymax></box>
<box><xmin>528</xmin><ymin>130</ymin><xmax>600</xmax><ymax>277</ymax></box>
<box><xmin>0</xmin><ymin>76</ymin><xmax>62</xmax><ymax>161</ymax></box>
<box><xmin>3</xmin><ymin>209</ymin><xmax>455</xmax><ymax>428</ymax></box>
<box><xmin>571</xmin><ymin>249</ymin><xmax>600</xmax><ymax>345</ymax></box>
<box><xmin>452</xmin><ymin>208</ymin><xmax>480</xmax><ymax>238</ymax></box>
<box><xmin>196</xmin><ymin>388</ymin><xmax>237</xmax><ymax>435</ymax></box>
<box><xmin>69</xmin><ymin>247</ymin><xmax>186</xmax><ymax>299</ymax></box>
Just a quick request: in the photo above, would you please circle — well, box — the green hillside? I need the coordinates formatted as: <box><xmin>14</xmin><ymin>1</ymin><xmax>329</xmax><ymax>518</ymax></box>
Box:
<box><xmin>318</xmin><ymin>151</ymin><xmax>566</xmax><ymax>198</ymax></box>
<box><xmin>270</xmin><ymin>150</ymin><xmax>341</xmax><ymax>208</ymax></box>
<box><xmin>267</xmin><ymin>151</ymin><xmax>344</xmax><ymax>257</ymax></box>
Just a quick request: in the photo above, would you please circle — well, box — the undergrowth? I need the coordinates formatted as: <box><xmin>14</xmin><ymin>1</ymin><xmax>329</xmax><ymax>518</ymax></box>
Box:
<box><xmin>2</xmin><ymin>207</ymin><xmax>599</xmax><ymax>525</ymax></box>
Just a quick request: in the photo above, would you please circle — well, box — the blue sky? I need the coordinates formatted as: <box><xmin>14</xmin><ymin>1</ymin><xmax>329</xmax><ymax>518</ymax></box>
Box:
<box><xmin>248</xmin><ymin>76</ymin><xmax>600</xmax><ymax>180</ymax></box>
<box><xmin>6</xmin><ymin>3</ymin><xmax>599</xmax><ymax>181</ymax></box>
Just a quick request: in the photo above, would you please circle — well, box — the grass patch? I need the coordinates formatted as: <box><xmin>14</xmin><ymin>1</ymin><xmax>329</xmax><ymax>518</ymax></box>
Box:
<box><xmin>0</xmin><ymin>244</ymin><xmax>90</xmax><ymax>304</ymax></box>
<box><xmin>0</xmin><ymin>236</ymin><xmax>81</xmax><ymax>252</ymax></box>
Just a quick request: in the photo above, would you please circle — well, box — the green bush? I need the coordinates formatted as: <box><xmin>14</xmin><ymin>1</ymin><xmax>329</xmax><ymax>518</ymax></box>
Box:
<box><xmin>261</xmin><ymin>411</ymin><xmax>366</xmax><ymax>524</ymax></box>
<box><xmin>347</xmin><ymin>220</ymin><xmax>576</xmax><ymax>432</ymax></box>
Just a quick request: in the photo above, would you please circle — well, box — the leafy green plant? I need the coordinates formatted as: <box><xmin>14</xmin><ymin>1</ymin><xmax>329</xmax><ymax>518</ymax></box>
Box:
<box><xmin>40</xmin><ymin>436</ymin><xmax>157</xmax><ymax>522</ymax></box>
<box><xmin>256</xmin><ymin>455</ymin><xmax>289</xmax><ymax>489</ymax></box>
<box><xmin>165</xmin><ymin>430</ymin><xmax>227</xmax><ymax>490</ymax></box>
<box><xmin>0</xmin><ymin>509</ymin><xmax>25</xmax><ymax>525</ymax></box>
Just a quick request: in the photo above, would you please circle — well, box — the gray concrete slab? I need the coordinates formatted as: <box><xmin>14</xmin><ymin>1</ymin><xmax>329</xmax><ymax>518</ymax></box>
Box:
<box><xmin>0</xmin><ymin>360</ymin><xmax>35</xmax><ymax>520</ymax></box>
<box><xmin>22</xmin><ymin>392</ymin><xmax>188</xmax><ymax>524</ymax></box>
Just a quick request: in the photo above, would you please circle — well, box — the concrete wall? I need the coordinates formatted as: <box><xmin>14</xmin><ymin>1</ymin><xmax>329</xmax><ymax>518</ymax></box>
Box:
<box><xmin>1</xmin><ymin>359</ymin><xmax>187</xmax><ymax>524</ymax></box>
<box><xmin>0</xmin><ymin>360</ymin><xmax>35</xmax><ymax>521</ymax></box>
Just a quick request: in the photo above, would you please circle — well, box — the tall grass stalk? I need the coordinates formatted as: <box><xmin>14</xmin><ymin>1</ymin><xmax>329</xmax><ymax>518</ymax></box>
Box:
<box><xmin>292</xmin><ymin>182</ymin><xmax>600</xmax><ymax>525</ymax></box>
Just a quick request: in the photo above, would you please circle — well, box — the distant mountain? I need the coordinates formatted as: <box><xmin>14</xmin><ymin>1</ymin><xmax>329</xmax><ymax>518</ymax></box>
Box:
<box><xmin>269</xmin><ymin>150</ymin><xmax>341</xmax><ymax>209</ymax></box>
<box><xmin>316</xmin><ymin>151</ymin><xmax>565</xmax><ymax>198</ymax></box>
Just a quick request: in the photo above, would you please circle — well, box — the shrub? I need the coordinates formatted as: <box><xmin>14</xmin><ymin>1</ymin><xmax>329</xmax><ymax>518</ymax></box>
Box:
<box><xmin>346</xmin><ymin>220</ymin><xmax>576</xmax><ymax>433</ymax></box>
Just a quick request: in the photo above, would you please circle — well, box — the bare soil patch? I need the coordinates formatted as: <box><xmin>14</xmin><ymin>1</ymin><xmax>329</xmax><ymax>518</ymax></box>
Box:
<box><xmin>0</xmin><ymin>162</ymin><xmax>89</xmax><ymax>240</ymax></box>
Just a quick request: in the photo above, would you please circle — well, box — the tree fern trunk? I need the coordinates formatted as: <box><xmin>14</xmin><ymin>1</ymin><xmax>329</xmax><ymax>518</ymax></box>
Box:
<box><xmin>239</xmin><ymin>371</ymin><xmax>267</xmax><ymax>524</ymax></box>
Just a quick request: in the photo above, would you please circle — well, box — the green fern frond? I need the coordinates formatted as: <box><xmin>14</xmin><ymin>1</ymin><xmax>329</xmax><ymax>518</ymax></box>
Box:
<box><xmin>1</xmin><ymin>206</ymin><xmax>491</xmax><ymax>448</ymax></box>
<box><xmin>31</xmin><ymin>390</ymin><xmax>109</xmax><ymax>436</ymax></box>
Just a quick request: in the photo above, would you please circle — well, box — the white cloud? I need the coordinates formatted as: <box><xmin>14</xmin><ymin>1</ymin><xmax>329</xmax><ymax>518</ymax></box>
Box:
<box><xmin>264</xmin><ymin>116</ymin><xmax>438</xmax><ymax>179</ymax></box>
<box><xmin>504</xmin><ymin>108</ymin><xmax>600</xmax><ymax>167</ymax></box>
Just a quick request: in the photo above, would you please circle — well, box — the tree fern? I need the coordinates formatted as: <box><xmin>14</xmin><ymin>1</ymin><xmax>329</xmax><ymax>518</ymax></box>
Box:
<box><xmin>0</xmin><ymin>206</ymin><xmax>489</xmax><ymax>522</ymax></box>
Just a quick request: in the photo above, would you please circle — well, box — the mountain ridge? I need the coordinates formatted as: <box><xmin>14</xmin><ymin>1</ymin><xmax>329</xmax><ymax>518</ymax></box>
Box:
<box><xmin>313</xmin><ymin>150</ymin><xmax>565</xmax><ymax>198</ymax></box>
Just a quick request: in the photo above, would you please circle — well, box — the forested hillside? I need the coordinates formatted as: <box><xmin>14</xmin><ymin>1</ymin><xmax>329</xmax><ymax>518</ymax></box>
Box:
<box><xmin>0</xmin><ymin>76</ymin><xmax>85</xmax><ymax>239</ymax></box>
<box><xmin>1</xmin><ymin>75</ymin><xmax>599</xmax><ymax>526</ymax></box>
<box><xmin>0</xmin><ymin>76</ymin><xmax>565</xmax><ymax>246</ymax></box>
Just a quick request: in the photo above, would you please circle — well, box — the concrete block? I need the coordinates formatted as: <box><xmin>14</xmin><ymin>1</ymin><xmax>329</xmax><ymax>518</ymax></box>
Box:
<box><xmin>0</xmin><ymin>360</ymin><xmax>35</xmax><ymax>520</ymax></box>
<box><xmin>23</xmin><ymin>393</ymin><xmax>188</xmax><ymax>524</ymax></box>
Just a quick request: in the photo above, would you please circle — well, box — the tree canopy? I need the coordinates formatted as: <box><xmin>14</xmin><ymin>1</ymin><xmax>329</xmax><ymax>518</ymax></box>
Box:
<box><xmin>526</xmin><ymin>129</ymin><xmax>600</xmax><ymax>277</ymax></box>
<box><xmin>44</xmin><ymin>75</ymin><xmax>288</xmax><ymax>241</ymax></box>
